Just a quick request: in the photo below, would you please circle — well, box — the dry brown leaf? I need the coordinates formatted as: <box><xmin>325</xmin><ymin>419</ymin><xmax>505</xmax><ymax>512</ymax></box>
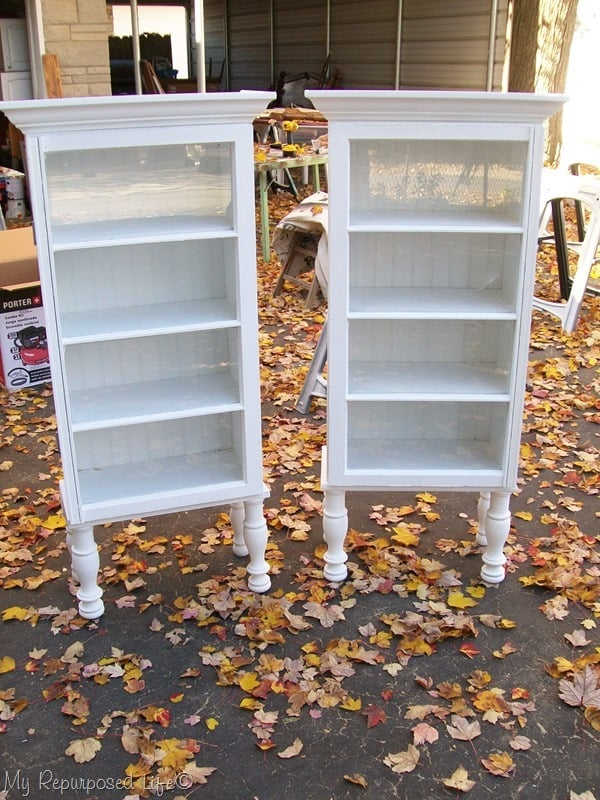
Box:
<box><xmin>442</xmin><ymin>766</ymin><xmax>475</xmax><ymax>792</ymax></box>
<box><xmin>412</xmin><ymin>722</ymin><xmax>439</xmax><ymax>745</ymax></box>
<box><xmin>481</xmin><ymin>751</ymin><xmax>515</xmax><ymax>777</ymax></box>
<box><xmin>65</xmin><ymin>737</ymin><xmax>101</xmax><ymax>763</ymax></box>
<box><xmin>277</xmin><ymin>738</ymin><xmax>303</xmax><ymax>758</ymax></box>
<box><xmin>383</xmin><ymin>744</ymin><xmax>420</xmax><ymax>774</ymax></box>
<box><xmin>344</xmin><ymin>774</ymin><xmax>368</xmax><ymax>789</ymax></box>
<box><xmin>446</xmin><ymin>715</ymin><xmax>481</xmax><ymax>741</ymax></box>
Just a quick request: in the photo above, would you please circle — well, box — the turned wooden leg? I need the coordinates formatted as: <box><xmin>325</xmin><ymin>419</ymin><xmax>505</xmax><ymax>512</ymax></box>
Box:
<box><xmin>481</xmin><ymin>490</ymin><xmax>511</xmax><ymax>584</ymax></box>
<box><xmin>66</xmin><ymin>530</ymin><xmax>80</xmax><ymax>583</ymax></box>
<box><xmin>230</xmin><ymin>501</ymin><xmax>248</xmax><ymax>557</ymax></box>
<box><xmin>476</xmin><ymin>491</ymin><xmax>490</xmax><ymax>546</ymax></box>
<box><xmin>243</xmin><ymin>497</ymin><xmax>271</xmax><ymax>593</ymax></box>
<box><xmin>322</xmin><ymin>488</ymin><xmax>348</xmax><ymax>582</ymax></box>
<box><xmin>69</xmin><ymin>523</ymin><xmax>104</xmax><ymax>619</ymax></box>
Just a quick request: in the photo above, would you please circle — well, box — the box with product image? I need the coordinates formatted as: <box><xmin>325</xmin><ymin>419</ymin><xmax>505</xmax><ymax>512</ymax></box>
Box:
<box><xmin>0</xmin><ymin>282</ymin><xmax>51</xmax><ymax>391</ymax></box>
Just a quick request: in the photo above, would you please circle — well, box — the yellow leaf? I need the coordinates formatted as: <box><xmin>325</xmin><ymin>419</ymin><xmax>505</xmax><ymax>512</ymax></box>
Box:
<box><xmin>255</xmin><ymin>150</ymin><xmax>267</xmax><ymax>162</ymax></box>
<box><xmin>340</xmin><ymin>697</ymin><xmax>362</xmax><ymax>711</ymax></box>
<box><xmin>240</xmin><ymin>698</ymin><xmax>263</xmax><ymax>711</ymax></box>
<box><xmin>466</xmin><ymin>586</ymin><xmax>486</xmax><ymax>599</ymax></box>
<box><xmin>169</xmin><ymin>693</ymin><xmax>184</xmax><ymax>703</ymax></box>
<box><xmin>447</xmin><ymin>591</ymin><xmax>477</xmax><ymax>609</ymax></box>
<box><xmin>2</xmin><ymin>607</ymin><xmax>29</xmax><ymax>621</ymax></box>
<box><xmin>416</xmin><ymin>492</ymin><xmax>437</xmax><ymax>504</ymax></box>
<box><xmin>239</xmin><ymin>672</ymin><xmax>260</xmax><ymax>693</ymax></box>
<box><xmin>515</xmin><ymin>511</ymin><xmax>533</xmax><ymax>522</ymax></box>
<box><xmin>391</xmin><ymin>526</ymin><xmax>419</xmax><ymax>547</ymax></box>
<box><xmin>498</xmin><ymin>618</ymin><xmax>517</xmax><ymax>629</ymax></box>
<box><xmin>205</xmin><ymin>717</ymin><xmax>219</xmax><ymax>731</ymax></box>
<box><xmin>0</xmin><ymin>656</ymin><xmax>16</xmax><ymax>674</ymax></box>
<box><xmin>41</xmin><ymin>513</ymin><xmax>66</xmax><ymax>530</ymax></box>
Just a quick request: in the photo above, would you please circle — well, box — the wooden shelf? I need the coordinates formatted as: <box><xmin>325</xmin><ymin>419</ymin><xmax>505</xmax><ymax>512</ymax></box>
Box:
<box><xmin>348</xmin><ymin>362</ymin><xmax>510</xmax><ymax>400</ymax></box>
<box><xmin>52</xmin><ymin>215</ymin><xmax>235</xmax><ymax>251</ymax></box>
<box><xmin>70</xmin><ymin>373</ymin><xmax>241</xmax><ymax>432</ymax></box>
<box><xmin>78</xmin><ymin>449</ymin><xmax>243</xmax><ymax>508</ymax></box>
<box><xmin>349</xmin><ymin>287</ymin><xmax>516</xmax><ymax>319</ymax></box>
<box><xmin>61</xmin><ymin>298</ymin><xmax>238</xmax><ymax>345</ymax></box>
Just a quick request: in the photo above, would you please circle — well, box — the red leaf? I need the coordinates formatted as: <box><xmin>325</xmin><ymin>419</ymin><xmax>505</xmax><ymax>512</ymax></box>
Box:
<box><xmin>459</xmin><ymin>642</ymin><xmax>480</xmax><ymax>659</ymax></box>
<box><xmin>381</xmin><ymin>690</ymin><xmax>393</xmax><ymax>702</ymax></box>
<box><xmin>363</xmin><ymin>704</ymin><xmax>387</xmax><ymax>728</ymax></box>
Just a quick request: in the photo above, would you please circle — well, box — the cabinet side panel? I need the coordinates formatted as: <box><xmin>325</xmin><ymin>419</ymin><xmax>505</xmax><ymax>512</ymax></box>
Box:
<box><xmin>231</xmin><ymin>126</ymin><xmax>263</xmax><ymax>495</ymax></box>
<box><xmin>326</xmin><ymin>122</ymin><xmax>351</xmax><ymax>486</ymax></box>
<box><xmin>504</xmin><ymin>126</ymin><xmax>543</xmax><ymax>489</ymax></box>
<box><xmin>27</xmin><ymin>136</ymin><xmax>82</xmax><ymax>521</ymax></box>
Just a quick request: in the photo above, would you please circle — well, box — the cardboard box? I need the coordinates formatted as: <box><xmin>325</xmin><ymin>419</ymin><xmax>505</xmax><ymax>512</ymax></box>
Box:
<box><xmin>0</xmin><ymin>227</ymin><xmax>39</xmax><ymax>285</ymax></box>
<box><xmin>0</xmin><ymin>280</ymin><xmax>50</xmax><ymax>392</ymax></box>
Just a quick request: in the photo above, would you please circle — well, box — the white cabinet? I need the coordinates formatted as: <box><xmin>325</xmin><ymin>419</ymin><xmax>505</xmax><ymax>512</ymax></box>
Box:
<box><xmin>306</xmin><ymin>90</ymin><xmax>565</xmax><ymax>585</ymax></box>
<box><xmin>0</xmin><ymin>19</ymin><xmax>29</xmax><ymax>72</ymax></box>
<box><xmin>1</xmin><ymin>92</ymin><xmax>274</xmax><ymax>617</ymax></box>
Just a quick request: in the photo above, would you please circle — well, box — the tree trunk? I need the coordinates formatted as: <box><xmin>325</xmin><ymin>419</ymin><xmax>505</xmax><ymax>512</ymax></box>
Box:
<box><xmin>508</xmin><ymin>0</ymin><xmax>579</xmax><ymax>165</ymax></box>
<box><xmin>537</xmin><ymin>0</ymin><xmax>579</xmax><ymax>165</ymax></box>
<box><xmin>508</xmin><ymin>0</ymin><xmax>539</xmax><ymax>93</ymax></box>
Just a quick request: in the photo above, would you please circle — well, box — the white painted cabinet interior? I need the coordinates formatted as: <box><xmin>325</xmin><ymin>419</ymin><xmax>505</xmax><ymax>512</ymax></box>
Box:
<box><xmin>0</xmin><ymin>92</ymin><xmax>275</xmax><ymax>618</ymax></box>
<box><xmin>306</xmin><ymin>89</ymin><xmax>565</xmax><ymax>587</ymax></box>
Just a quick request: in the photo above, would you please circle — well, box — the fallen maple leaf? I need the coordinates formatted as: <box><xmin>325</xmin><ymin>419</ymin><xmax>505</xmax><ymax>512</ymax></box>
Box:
<box><xmin>459</xmin><ymin>642</ymin><xmax>480</xmax><ymax>659</ymax></box>
<box><xmin>584</xmin><ymin>707</ymin><xmax>600</xmax><ymax>731</ymax></box>
<box><xmin>559</xmin><ymin>667</ymin><xmax>600</xmax><ymax>708</ymax></box>
<box><xmin>303</xmin><ymin>601</ymin><xmax>345</xmax><ymax>628</ymax></box>
<box><xmin>447</xmin><ymin>591</ymin><xmax>477</xmax><ymax>609</ymax></box>
<box><xmin>363</xmin><ymin>704</ymin><xmax>386</xmax><ymax>728</ymax></box>
<box><xmin>277</xmin><ymin>738</ymin><xmax>303</xmax><ymax>758</ymax></box>
<box><xmin>0</xmin><ymin>657</ymin><xmax>15</xmax><ymax>674</ymax></box>
<box><xmin>564</xmin><ymin>629</ymin><xmax>591</xmax><ymax>648</ymax></box>
<box><xmin>205</xmin><ymin>717</ymin><xmax>219</xmax><ymax>730</ymax></box>
<box><xmin>65</xmin><ymin>737</ymin><xmax>101</xmax><ymax>763</ymax></box>
<box><xmin>442</xmin><ymin>766</ymin><xmax>475</xmax><ymax>792</ymax></box>
<box><xmin>344</xmin><ymin>773</ymin><xmax>367</xmax><ymax>788</ymax></box>
<box><xmin>509</xmin><ymin>735</ymin><xmax>532</xmax><ymax>751</ymax></box>
<box><xmin>446</xmin><ymin>715</ymin><xmax>481</xmax><ymax>741</ymax></box>
<box><xmin>383</xmin><ymin>744</ymin><xmax>420</xmax><ymax>774</ymax></box>
<box><xmin>481</xmin><ymin>751</ymin><xmax>515</xmax><ymax>777</ymax></box>
<box><xmin>412</xmin><ymin>722</ymin><xmax>439</xmax><ymax>744</ymax></box>
<box><xmin>181</xmin><ymin>763</ymin><xmax>216</xmax><ymax>785</ymax></box>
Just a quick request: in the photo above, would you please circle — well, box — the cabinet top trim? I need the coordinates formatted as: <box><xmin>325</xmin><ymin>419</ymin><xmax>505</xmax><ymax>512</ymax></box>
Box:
<box><xmin>305</xmin><ymin>90</ymin><xmax>566</xmax><ymax>124</ymax></box>
<box><xmin>0</xmin><ymin>91</ymin><xmax>275</xmax><ymax>135</ymax></box>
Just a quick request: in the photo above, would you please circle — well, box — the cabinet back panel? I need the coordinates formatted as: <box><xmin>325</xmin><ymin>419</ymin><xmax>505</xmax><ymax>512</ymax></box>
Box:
<box><xmin>64</xmin><ymin>328</ymin><xmax>239</xmax><ymax>392</ymax></box>
<box><xmin>75</xmin><ymin>412</ymin><xmax>240</xmax><ymax>470</ymax></box>
<box><xmin>350</xmin><ymin>232</ymin><xmax>520</xmax><ymax>302</ymax></box>
<box><xmin>54</xmin><ymin>239</ymin><xmax>237</xmax><ymax>314</ymax></box>
<box><xmin>45</xmin><ymin>142</ymin><xmax>233</xmax><ymax>227</ymax></box>
<box><xmin>349</xmin><ymin>319</ymin><xmax>513</xmax><ymax>369</ymax></box>
<box><xmin>350</xmin><ymin>139</ymin><xmax>527</xmax><ymax>224</ymax></box>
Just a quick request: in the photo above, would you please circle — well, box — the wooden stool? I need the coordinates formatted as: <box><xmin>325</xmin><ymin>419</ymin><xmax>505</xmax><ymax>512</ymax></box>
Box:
<box><xmin>272</xmin><ymin>229</ymin><xmax>322</xmax><ymax>308</ymax></box>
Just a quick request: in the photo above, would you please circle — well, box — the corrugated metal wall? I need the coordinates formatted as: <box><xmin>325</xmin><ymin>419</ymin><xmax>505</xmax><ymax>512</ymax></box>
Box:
<box><xmin>199</xmin><ymin>0</ymin><xmax>510</xmax><ymax>92</ymax></box>
<box><xmin>400</xmin><ymin>0</ymin><xmax>509</xmax><ymax>91</ymax></box>
<box><xmin>330</xmin><ymin>0</ymin><xmax>398</xmax><ymax>88</ymax></box>
<box><xmin>274</xmin><ymin>0</ymin><xmax>326</xmax><ymax>79</ymax></box>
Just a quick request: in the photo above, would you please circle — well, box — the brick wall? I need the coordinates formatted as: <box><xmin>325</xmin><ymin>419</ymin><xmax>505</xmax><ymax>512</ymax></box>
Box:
<box><xmin>42</xmin><ymin>0</ymin><xmax>112</xmax><ymax>96</ymax></box>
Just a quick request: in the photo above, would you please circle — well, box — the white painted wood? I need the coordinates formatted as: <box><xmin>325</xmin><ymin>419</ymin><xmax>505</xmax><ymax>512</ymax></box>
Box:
<box><xmin>243</xmin><ymin>497</ymin><xmax>271</xmax><ymax>592</ymax></box>
<box><xmin>307</xmin><ymin>90</ymin><xmax>564</xmax><ymax>585</ymax></box>
<box><xmin>1</xmin><ymin>92</ymin><xmax>275</xmax><ymax>606</ymax></box>
<box><xmin>69</xmin><ymin>523</ymin><xmax>104</xmax><ymax>619</ymax></box>
<box><xmin>476</xmin><ymin>490</ymin><xmax>490</xmax><ymax>546</ymax></box>
<box><xmin>481</xmin><ymin>489</ymin><xmax>511</xmax><ymax>582</ymax></box>
<box><xmin>230</xmin><ymin>501</ymin><xmax>248</xmax><ymax>557</ymax></box>
<box><xmin>0</xmin><ymin>19</ymin><xmax>29</xmax><ymax>72</ymax></box>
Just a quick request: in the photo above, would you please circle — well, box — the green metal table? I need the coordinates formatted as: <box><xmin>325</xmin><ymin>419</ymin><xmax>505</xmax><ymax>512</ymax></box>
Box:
<box><xmin>255</xmin><ymin>153</ymin><xmax>328</xmax><ymax>261</ymax></box>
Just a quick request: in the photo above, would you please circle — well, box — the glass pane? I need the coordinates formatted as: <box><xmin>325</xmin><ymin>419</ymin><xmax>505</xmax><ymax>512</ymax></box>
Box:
<box><xmin>54</xmin><ymin>238</ymin><xmax>237</xmax><ymax>339</ymax></box>
<box><xmin>45</xmin><ymin>142</ymin><xmax>233</xmax><ymax>238</ymax></box>
<box><xmin>75</xmin><ymin>412</ymin><xmax>244</xmax><ymax>505</ymax></box>
<box><xmin>347</xmin><ymin>401</ymin><xmax>507</xmax><ymax>472</ymax></box>
<box><xmin>350</xmin><ymin>139</ymin><xmax>527</xmax><ymax>226</ymax></box>
<box><xmin>65</xmin><ymin>328</ymin><xmax>240</xmax><ymax>428</ymax></box>
<box><xmin>349</xmin><ymin>320</ymin><xmax>514</xmax><ymax>396</ymax></box>
<box><xmin>349</xmin><ymin>232</ymin><xmax>521</xmax><ymax>314</ymax></box>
